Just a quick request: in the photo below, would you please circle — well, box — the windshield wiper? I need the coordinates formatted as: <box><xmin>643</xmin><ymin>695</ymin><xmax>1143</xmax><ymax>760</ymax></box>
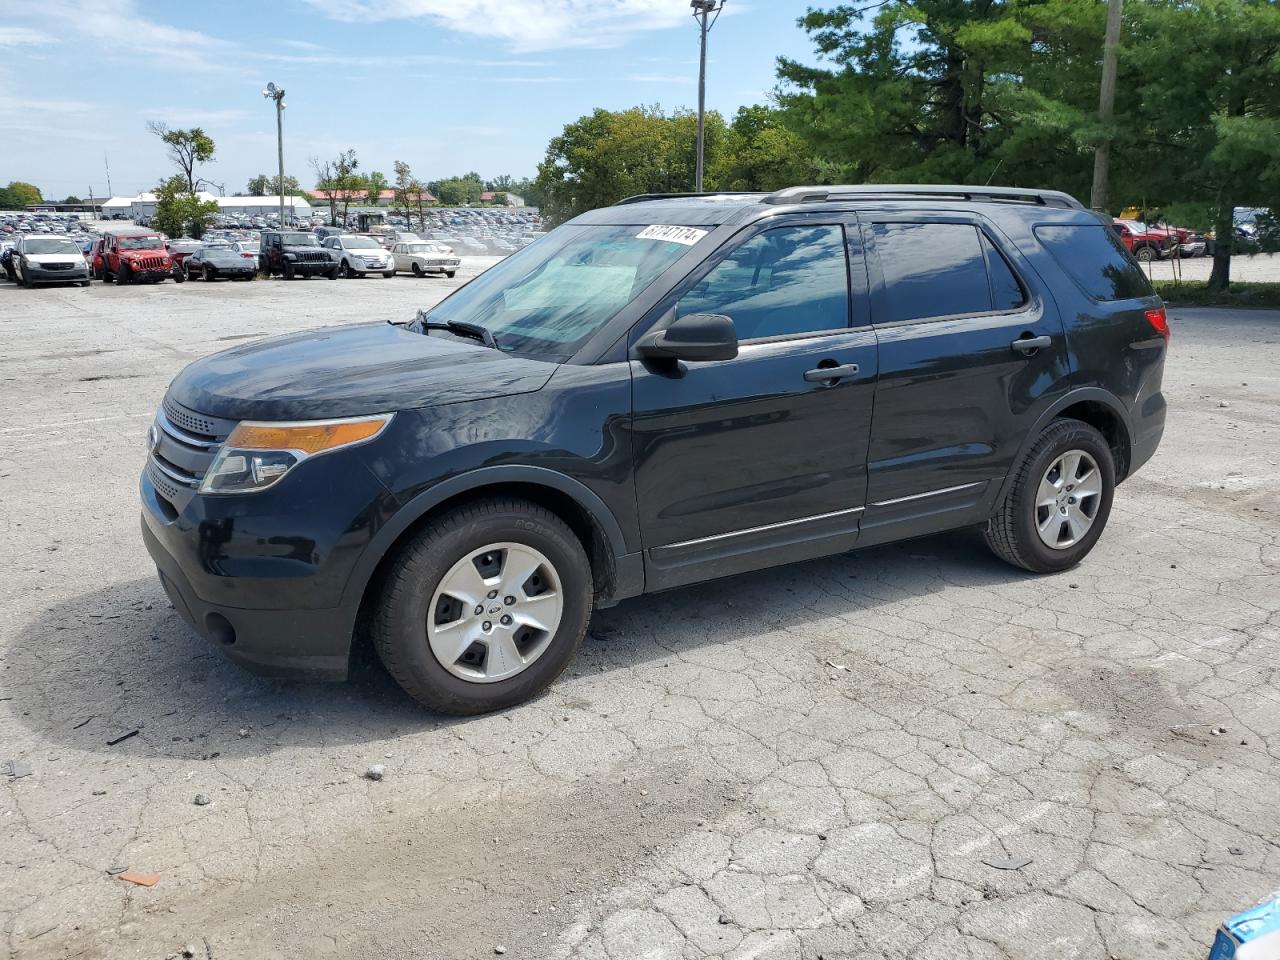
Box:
<box><xmin>403</xmin><ymin>310</ymin><xmax>501</xmax><ymax>350</ymax></box>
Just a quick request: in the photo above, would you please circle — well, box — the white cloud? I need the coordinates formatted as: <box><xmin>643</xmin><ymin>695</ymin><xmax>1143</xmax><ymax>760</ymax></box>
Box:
<box><xmin>138</xmin><ymin>108</ymin><xmax>251</xmax><ymax>126</ymax></box>
<box><xmin>627</xmin><ymin>73</ymin><xmax>689</xmax><ymax>83</ymax></box>
<box><xmin>303</xmin><ymin>0</ymin><xmax>696</xmax><ymax>52</ymax></box>
<box><xmin>0</xmin><ymin>26</ymin><xmax>58</xmax><ymax>46</ymax></box>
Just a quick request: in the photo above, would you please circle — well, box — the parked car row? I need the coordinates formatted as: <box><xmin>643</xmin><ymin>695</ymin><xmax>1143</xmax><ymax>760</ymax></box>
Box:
<box><xmin>1111</xmin><ymin>218</ymin><xmax>1206</xmax><ymax>261</ymax></box>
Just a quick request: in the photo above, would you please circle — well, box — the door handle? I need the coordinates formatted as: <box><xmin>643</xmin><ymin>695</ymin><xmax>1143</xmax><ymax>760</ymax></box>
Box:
<box><xmin>1011</xmin><ymin>334</ymin><xmax>1052</xmax><ymax>354</ymax></box>
<box><xmin>804</xmin><ymin>362</ymin><xmax>860</xmax><ymax>383</ymax></box>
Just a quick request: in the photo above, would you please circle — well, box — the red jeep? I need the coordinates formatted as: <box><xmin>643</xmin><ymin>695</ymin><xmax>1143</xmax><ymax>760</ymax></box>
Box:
<box><xmin>96</xmin><ymin>229</ymin><xmax>185</xmax><ymax>284</ymax></box>
<box><xmin>1111</xmin><ymin>219</ymin><xmax>1174</xmax><ymax>263</ymax></box>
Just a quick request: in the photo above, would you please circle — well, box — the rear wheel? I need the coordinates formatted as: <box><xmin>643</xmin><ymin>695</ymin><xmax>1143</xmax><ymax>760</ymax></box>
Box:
<box><xmin>371</xmin><ymin>498</ymin><xmax>593</xmax><ymax>714</ymax></box>
<box><xmin>984</xmin><ymin>418</ymin><xmax>1115</xmax><ymax>573</ymax></box>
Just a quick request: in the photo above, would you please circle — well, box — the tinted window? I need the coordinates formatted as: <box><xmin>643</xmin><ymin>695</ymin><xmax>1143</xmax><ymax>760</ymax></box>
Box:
<box><xmin>873</xmin><ymin>223</ymin><xmax>990</xmax><ymax>322</ymax></box>
<box><xmin>677</xmin><ymin>225</ymin><xmax>849</xmax><ymax>340</ymax></box>
<box><xmin>1036</xmin><ymin>224</ymin><xmax>1153</xmax><ymax>301</ymax></box>
<box><xmin>982</xmin><ymin>234</ymin><xmax>1026</xmax><ymax>310</ymax></box>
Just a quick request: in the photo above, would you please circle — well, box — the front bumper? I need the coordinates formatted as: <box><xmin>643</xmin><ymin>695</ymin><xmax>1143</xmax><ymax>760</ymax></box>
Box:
<box><xmin>1179</xmin><ymin>241</ymin><xmax>1206</xmax><ymax>257</ymax></box>
<box><xmin>349</xmin><ymin>260</ymin><xmax>393</xmax><ymax>274</ymax></box>
<box><xmin>138</xmin><ymin>454</ymin><xmax>394</xmax><ymax>680</ymax></box>
<box><xmin>27</xmin><ymin>264</ymin><xmax>90</xmax><ymax>282</ymax></box>
<box><xmin>286</xmin><ymin>259</ymin><xmax>335</xmax><ymax>275</ymax></box>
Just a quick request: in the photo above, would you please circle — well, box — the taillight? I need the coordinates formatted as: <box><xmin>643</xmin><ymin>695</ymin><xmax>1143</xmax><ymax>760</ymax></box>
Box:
<box><xmin>1145</xmin><ymin>305</ymin><xmax>1170</xmax><ymax>341</ymax></box>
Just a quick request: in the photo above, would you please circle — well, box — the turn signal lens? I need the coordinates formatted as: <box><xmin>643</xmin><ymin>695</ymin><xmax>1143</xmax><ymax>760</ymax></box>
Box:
<box><xmin>1144</xmin><ymin>305</ymin><xmax>1170</xmax><ymax>341</ymax></box>
<box><xmin>226</xmin><ymin>415</ymin><xmax>393</xmax><ymax>454</ymax></box>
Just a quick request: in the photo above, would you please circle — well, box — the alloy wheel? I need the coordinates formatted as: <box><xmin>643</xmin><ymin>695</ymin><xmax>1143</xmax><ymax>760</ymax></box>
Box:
<box><xmin>427</xmin><ymin>542</ymin><xmax>563</xmax><ymax>683</ymax></box>
<box><xmin>1035</xmin><ymin>449</ymin><xmax>1103</xmax><ymax>549</ymax></box>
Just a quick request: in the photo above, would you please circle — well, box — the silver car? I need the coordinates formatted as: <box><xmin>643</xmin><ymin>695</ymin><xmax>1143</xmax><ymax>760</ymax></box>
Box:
<box><xmin>11</xmin><ymin>234</ymin><xmax>91</xmax><ymax>287</ymax></box>
<box><xmin>392</xmin><ymin>241</ymin><xmax>460</xmax><ymax>278</ymax></box>
<box><xmin>322</xmin><ymin>235</ymin><xmax>395</xmax><ymax>278</ymax></box>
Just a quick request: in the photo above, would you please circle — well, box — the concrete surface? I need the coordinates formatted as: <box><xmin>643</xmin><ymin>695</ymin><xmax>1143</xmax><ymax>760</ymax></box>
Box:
<box><xmin>1144</xmin><ymin>250</ymin><xmax>1280</xmax><ymax>283</ymax></box>
<box><xmin>0</xmin><ymin>273</ymin><xmax>1278</xmax><ymax>960</ymax></box>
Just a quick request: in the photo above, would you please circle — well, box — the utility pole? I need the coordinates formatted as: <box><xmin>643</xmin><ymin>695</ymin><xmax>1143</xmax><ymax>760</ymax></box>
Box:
<box><xmin>1090</xmin><ymin>0</ymin><xmax>1123</xmax><ymax>212</ymax></box>
<box><xmin>691</xmin><ymin>0</ymin><xmax>724</xmax><ymax>193</ymax></box>
<box><xmin>263</xmin><ymin>82</ymin><xmax>287</xmax><ymax>226</ymax></box>
<box><xmin>104</xmin><ymin>153</ymin><xmax>113</xmax><ymax>197</ymax></box>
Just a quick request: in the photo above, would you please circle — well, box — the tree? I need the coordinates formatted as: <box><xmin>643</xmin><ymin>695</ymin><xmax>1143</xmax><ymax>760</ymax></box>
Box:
<box><xmin>152</xmin><ymin>174</ymin><xmax>219</xmax><ymax>239</ymax></box>
<box><xmin>310</xmin><ymin>149</ymin><xmax>359</xmax><ymax>225</ymax></box>
<box><xmin>147</xmin><ymin>122</ymin><xmax>216</xmax><ymax>192</ymax></box>
<box><xmin>6</xmin><ymin>181</ymin><xmax>43</xmax><ymax>207</ymax></box>
<box><xmin>364</xmin><ymin>170</ymin><xmax>389</xmax><ymax>206</ymax></box>
<box><xmin>430</xmin><ymin>171</ymin><xmax>484</xmax><ymax>206</ymax></box>
<box><xmin>393</xmin><ymin>161</ymin><xmax>433</xmax><ymax>229</ymax></box>
<box><xmin>63</xmin><ymin>195</ymin><xmax>83</xmax><ymax>204</ymax></box>
<box><xmin>487</xmin><ymin>174</ymin><xmax>515</xmax><ymax>191</ymax></box>
<box><xmin>533</xmin><ymin>106</ymin><xmax>729</xmax><ymax>224</ymax></box>
<box><xmin>1121</xmin><ymin>0</ymin><xmax>1280</xmax><ymax>290</ymax></box>
<box><xmin>711</xmin><ymin>106</ymin><xmax>825</xmax><ymax>191</ymax></box>
<box><xmin>246</xmin><ymin>173</ymin><xmax>301</xmax><ymax>197</ymax></box>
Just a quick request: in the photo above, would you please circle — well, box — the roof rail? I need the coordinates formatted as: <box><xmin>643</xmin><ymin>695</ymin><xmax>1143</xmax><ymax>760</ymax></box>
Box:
<box><xmin>614</xmin><ymin>191</ymin><xmax>765</xmax><ymax>205</ymax></box>
<box><xmin>762</xmin><ymin>184</ymin><xmax>1086</xmax><ymax>210</ymax></box>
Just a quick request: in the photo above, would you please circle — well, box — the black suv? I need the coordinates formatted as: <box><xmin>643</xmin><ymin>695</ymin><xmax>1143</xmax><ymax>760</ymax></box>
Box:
<box><xmin>141</xmin><ymin>185</ymin><xmax>1168</xmax><ymax>714</ymax></box>
<box><xmin>259</xmin><ymin>229</ymin><xmax>337</xmax><ymax>280</ymax></box>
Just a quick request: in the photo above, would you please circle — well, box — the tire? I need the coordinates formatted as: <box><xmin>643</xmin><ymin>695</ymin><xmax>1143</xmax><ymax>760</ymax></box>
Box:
<box><xmin>446</xmin><ymin>271</ymin><xmax>456</xmax><ymax>279</ymax></box>
<box><xmin>382</xmin><ymin>271</ymin><xmax>395</xmax><ymax>279</ymax></box>
<box><xmin>204</xmin><ymin>266</ymin><xmax>215</xmax><ymax>282</ymax></box>
<box><xmin>327</xmin><ymin>266</ymin><xmax>339</xmax><ymax>280</ymax></box>
<box><xmin>172</xmin><ymin>266</ymin><xmax>186</xmax><ymax>284</ymax></box>
<box><xmin>984</xmin><ymin>418</ymin><xmax>1115</xmax><ymax>574</ymax></box>
<box><xmin>283</xmin><ymin>261</ymin><xmax>295</xmax><ymax>281</ymax></box>
<box><xmin>78</xmin><ymin>280</ymin><xmax>90</xmax><ymax>287</ymax></box>
<box><xmin>372</xmin><ymin>498</ymin><xmax>593</xmax><ymax>715</ymax></box>
<box><xmin>117</xmin><ymin>262</ymin><xmax>131</xmax><ymax>285</ymax></box>
<box><xmin>412</xmin><ymin>263</ymin><xmax>423</xmax><ymax>277</ymax></box>
<box><xmin>1133</xmin><ymin>245</ymin><xmax>1157</xmax><ymax>263</ymax></box>
<box><xmin>340</xmin><ymin>260</ymin><xmax>353</xmax><ymax>279</ymax></box>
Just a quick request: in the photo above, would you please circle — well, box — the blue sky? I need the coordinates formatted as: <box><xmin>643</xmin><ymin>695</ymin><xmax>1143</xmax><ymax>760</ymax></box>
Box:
<box><xmin>0</xmin><ymin>1</ymin><xmax>821</xmax><ymax>201</ymax></box>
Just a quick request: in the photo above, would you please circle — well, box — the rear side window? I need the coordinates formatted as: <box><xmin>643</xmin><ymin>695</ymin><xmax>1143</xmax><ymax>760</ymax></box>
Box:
<box><xmin>872</xmin><ymin>223</ymin><xmax>1025</xmax><ymax>323</ymax></box>
<box><xmin>1035</xmin><ymin>224</ymin><xmax>1153</xmax><ymax>301</ymax></box>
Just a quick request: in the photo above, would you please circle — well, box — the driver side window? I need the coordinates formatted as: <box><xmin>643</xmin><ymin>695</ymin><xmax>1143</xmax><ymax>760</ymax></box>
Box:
<box><xmin>677</xmin><ymin>224</ymin><xmax>850</xmax><ymax>341</ymax></box>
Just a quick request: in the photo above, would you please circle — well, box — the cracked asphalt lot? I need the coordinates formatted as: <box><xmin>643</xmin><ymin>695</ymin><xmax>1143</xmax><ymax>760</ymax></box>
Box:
<box><xmin>1</xmin><ymin>274</ymin><xmax>1278</xmax><ymax>960</ymax></box>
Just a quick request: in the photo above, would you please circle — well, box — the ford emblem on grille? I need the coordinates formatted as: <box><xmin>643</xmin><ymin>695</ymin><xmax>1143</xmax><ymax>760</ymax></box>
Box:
<box><xmin>148</xmin><ymin>423</ymin><xmax>161</xmax><ymax>455</ymax></box>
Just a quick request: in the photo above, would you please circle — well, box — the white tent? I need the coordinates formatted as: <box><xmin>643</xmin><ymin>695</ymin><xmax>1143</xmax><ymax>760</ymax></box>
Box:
<box><xmin>216</xmin><ymin>195</ymin><xmax>312</xmax><ymax>217</ymax></box>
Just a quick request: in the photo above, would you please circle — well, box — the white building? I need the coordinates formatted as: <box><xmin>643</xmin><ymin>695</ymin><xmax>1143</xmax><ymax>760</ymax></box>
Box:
<box><xmin>98</xmin><ymin>193</ymin><xmax>311</xmax><ymax>220</ymax></box>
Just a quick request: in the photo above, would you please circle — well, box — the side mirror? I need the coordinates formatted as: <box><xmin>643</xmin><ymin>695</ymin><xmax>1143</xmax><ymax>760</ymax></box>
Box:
<box><xmin>636</xmin><ymin>312</ymin><xmax>738</xmax><ymax>363</ymax></box>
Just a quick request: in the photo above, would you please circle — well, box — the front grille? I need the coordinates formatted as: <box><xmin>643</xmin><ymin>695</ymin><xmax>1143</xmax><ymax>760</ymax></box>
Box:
<box><xmin>148</xmin><ymin>399</ymin><xmax>238</xmax><ymax>504</ymax></box>
<box><xmin>298</xmin><ymin>251</ymin><xmax>329</xmax><ymax>263</ymax></box>
<box><xmin>147</xmin><ymin>458</ymin><xmax>184</xmax><ymax>500</ymax></box>
<box><xmin>43</xmin><ymin>262</ymin><xmax>73</xmax><ymax>271</ymax></box>
<box><xmin>134</xmin><ymin>256</ymin><xmax>165</xmax><ymax>270</ymax></box>
<box><xmin>162</xmin><ymin>399</ymin><xmax>217</xmax><ymax>437</ymax></box>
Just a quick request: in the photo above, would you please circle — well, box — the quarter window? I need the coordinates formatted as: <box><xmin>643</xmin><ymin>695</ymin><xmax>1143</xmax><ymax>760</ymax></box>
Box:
<box><xmin>1035</xmin><ymin>224</ymin><xmax>1153</xmax><ymax>301</ymax></box>
<box><xmin>677</xmin><ymin>224</ymin><xmax>850</xmax><ymax>340</ymax></box>
<box><xmin>982</xmin><ymin>234</ymin><xmax>1026</xmax><ymax>311</ymax></box>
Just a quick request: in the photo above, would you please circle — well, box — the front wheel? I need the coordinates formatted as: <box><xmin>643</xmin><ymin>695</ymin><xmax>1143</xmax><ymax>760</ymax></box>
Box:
<box><xmin>446</xmin><ymin>271</ymin><xmax>456</xmax><ymax>279</ymax></box>
<box><xmin>412</xmin><ymin>263</ymin><xmax>423</xmax><ymax>278</ymax></box>
<box><xmin>371</xmin><ymin>498</ymin><xmax>593</xmax><ymax>714</ymax></box>
<box><xmin>116</xmin><ymin>263</ymin><xmax>130</xmax><ymax>285</ymax></box>
<box><xmin>382</xmin><ymin>271</ymin><xmax>395</xmax><ymax>279</ymax></box>
<box><xmin>984</xmin><ymin>418</ymin><xmax>1115</xmax><ymax>573</ymax></box>
<box><xmin>283</xmin><ymin>261</ymin><xmax>295</xmax><ymax>281</ymax></box>
<box><xmin>204</xmin><ymin>266</ymin><xmax>215</xmax><ymax>282</ymax></box>
<box><xmin>1133</xmin><ymin>245</ymin><xmax>1157</xmax><ymax>263</ymax></box>
<box><xmin>339</xmin><ymin>261</ymin><xmax>353</xmax><ymax>279</ymax></box>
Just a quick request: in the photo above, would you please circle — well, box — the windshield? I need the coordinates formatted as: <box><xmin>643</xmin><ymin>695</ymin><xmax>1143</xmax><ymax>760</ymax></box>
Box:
<box><xmin>407</xmin><ymin>244</ymin><xmax>435</xmax><ymax>253</ymax></box>
<box><xmin>426</xmin><ymin>224</ymin><xmax>695</xmax><ymax>361</ymax></box>
<box><xmin>26</xmin><ymin>238</ymin><xmax>82</xmax><ymax>255</ymax></box>
<box><xmin>1125</xmin><ymin>221</ymin><xmax>1148</xmax><ymax>234</ymax></box>
<box><xmin>236</xmin><ymin>241</ymin><xmax>260</xmax><ymax>252</ymax></box>
<box><xmin>281</xmin><ymin>232</ymin><xmax>319</xmax><ymax>246</ymax></box>
<box><xmin>118</xmin><ymin>235</ymin><xmax>162</xmax><ymax>250</ymax></box>
<box><xmin>344</xmin><ymin>237</ymin><xmax>381</xmax><ymax>249</ymax></box>
<box><xmin>201</xmin><ymin>244</ymin><xmax>232</xmax><ymax>253</ymax></box>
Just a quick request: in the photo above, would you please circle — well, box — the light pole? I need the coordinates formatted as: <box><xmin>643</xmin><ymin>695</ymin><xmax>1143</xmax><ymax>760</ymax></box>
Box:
<box><xmin>1090</xmin><ymin>0</ymin><xmax>1123</xmax><ymax>211</ymax></box>
<box><xmin>263</xmin><ymin>82</ymin><xmax>287</xmax><ymax>226</ymax></box>
<box><xmin>691</xmin><ymin>0</ymin><xmax>724</xmax><ymax>193</ymax></box>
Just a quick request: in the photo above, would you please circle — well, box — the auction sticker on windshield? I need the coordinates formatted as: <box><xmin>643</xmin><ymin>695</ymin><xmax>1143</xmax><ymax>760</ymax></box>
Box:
<box><xmin>635</xmin><ymin>225</ymin><xmax>708</xmax><ymax>246</ymax></box>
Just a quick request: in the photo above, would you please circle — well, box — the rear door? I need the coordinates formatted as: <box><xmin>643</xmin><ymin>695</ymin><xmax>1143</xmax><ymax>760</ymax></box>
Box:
<box><xmin>860</xmin><ymin>214</ymin><xmax>1070</xmax><ymax>544</ymax></box>
<box><xmin>630</xmin><ymin>215</ymin><xmax>879</xmax><ymax>590</ymax></box>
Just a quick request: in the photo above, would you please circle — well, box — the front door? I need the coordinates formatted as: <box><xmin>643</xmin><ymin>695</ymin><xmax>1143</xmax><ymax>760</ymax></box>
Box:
<box><xmin>630</xmin><ymin>218</ymin><xmax>879</xmax><ymax>590</ymax></box>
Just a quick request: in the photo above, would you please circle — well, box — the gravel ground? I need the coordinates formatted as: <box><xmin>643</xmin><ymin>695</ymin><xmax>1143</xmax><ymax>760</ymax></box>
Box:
<box><xmin>1</xmin><ymin>273</ymin><xmax>1278</xmax><ymax>960</ymax></box>
<box><xmin>1143</xmin><ymin>250</ymin><xmax>1280</xmax><ymax>283</ymax></box>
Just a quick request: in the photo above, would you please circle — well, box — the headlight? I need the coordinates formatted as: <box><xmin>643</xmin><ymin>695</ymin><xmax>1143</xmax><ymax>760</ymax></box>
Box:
<box><xmin>199</xmin><ymin>414</ymin><xmax>394</xmax><ymax>494</ymax></box>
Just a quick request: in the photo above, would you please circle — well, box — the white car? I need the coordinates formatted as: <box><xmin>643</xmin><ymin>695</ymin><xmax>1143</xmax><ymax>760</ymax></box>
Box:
<box><xmin>322</xmin><ymin>235</ymin><xmax>395</xmax><ymax>278</ymax></box>
<box><xmin>392</xmin><ymin>241</ymin><xmax>460</xmax><ymax>278</ymax></box>
<box><xmin>11</xmin><ymin>234</ymin><xmax>91</xmax><ymax>287</ymax></box>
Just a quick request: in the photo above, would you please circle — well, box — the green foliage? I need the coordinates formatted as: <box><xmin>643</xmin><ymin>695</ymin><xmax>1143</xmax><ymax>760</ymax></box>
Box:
<box><xmin>431</xmin><ymin>172</ymin><xmax>485</xmax><ymax>206</ymax></box>
<box><xmin>533</xmin><ymin>105</ymin><xmax>729</xmax><ymax>225</ymax></box>
<box><xmin>5</xmin><ymin>181</ymin><xmax>43</xmax><ymax>207</ymax></box>
<box><xmin>310</xmin><ymin>149</ymin><xmax>361</xmax><ymax>224</ymax></box>
<box><xmin>1153</xmin><ymin>280</ymin><xmax>1280</xmax><ymax>308</ymax></box>
<box><xmin>147</xmin><ymin>123</ymin><xmax>216</xmax><ymax>192</ymax></box>
<box><xmin>64</xmin><ymin>195</ymin><xmax>83</xmax><ymax>204</ymax></box>
<box><xmin>152</xmin><ymin>174</ymin><xmax>219</xmax><ymax>239</ymax></box>
<box><xmin>711</xmin><ymin>106</ymin><xmax>825</xmax><ymax>191</ymax></box>
<box><xmin>364</xmin><ymin>170</ymin><xmax>389</xmax><ymax>205</ymax></box>
<box><xmin>245</xmin><ymin>174</ymin><xmax>301</xmax><ymax>196</ymax></box>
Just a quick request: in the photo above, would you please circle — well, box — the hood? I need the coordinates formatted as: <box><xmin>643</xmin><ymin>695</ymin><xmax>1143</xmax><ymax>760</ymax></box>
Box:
<box><xmin>167</xmin><ymin>321</ymin><xmax>556</xmax><ymax>421</ymax></box>
<box><xmin>202</xmin><ymin>250</ymin><xmax>249</xmax><ymax>266</ymax></box>
<box><xmin>122</xmin><ymin>248</ymin><xmax>167</xmax><ymax>258</ymax></box>
<box><xmin>27</xmin><ymin>253</ymin><xmax>85</xmax><ymax>265</ymax></box>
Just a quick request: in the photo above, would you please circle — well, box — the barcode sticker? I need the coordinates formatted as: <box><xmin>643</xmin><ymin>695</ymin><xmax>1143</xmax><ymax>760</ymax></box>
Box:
<box><xmin>635</xmin><ymin>224</ymin><xmax>709</xmax><ymax>246</ymax></box>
